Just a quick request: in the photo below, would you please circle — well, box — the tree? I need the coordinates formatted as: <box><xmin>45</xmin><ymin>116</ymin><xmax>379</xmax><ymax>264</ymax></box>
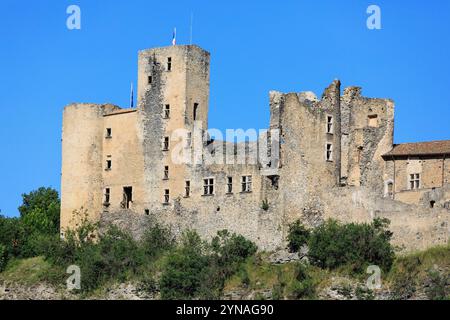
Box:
<box><xmin>19</xmin><ymin>187</ymin><xmax>60</xmax><ymax>236</ymax></box>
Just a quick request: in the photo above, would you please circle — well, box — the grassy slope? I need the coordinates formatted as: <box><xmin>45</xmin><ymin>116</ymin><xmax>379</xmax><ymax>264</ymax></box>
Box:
<box><xmin>1</xmin><ymin>244</ymin><xmax>448</xmax><ymax>299</ymax></box>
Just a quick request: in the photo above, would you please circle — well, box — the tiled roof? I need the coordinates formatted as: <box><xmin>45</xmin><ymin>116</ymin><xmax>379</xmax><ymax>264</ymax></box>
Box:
<box><xmin>383</xmin><ymin>140</ymin><xmax>450</xmax><ymax>157</ymax></box>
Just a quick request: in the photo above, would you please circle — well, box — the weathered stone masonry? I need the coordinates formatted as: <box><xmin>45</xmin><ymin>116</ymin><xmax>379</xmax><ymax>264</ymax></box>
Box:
<box><xmin>61</xmin><ymin>45</ymin><xmax>450</xmax><ymax>252</ymax></box>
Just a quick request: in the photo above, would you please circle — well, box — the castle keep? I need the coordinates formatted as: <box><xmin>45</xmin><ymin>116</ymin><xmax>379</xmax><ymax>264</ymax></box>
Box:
<box><xmin>61</xmin><ymin>45</ymin><xmax>450</xmax><ymax>251</ymax></box>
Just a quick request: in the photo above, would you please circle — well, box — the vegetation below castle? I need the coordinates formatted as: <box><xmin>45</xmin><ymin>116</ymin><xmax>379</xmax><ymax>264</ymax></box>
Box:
<box><xmin>0</xmin><ymin>187</ymin><xmax>449</xmax><ymax>300</ymax></box>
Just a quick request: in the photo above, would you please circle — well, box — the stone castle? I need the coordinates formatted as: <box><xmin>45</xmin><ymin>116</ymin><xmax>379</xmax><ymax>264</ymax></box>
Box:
<box><xmin>61</xmin><ymin>45</ymin><xmax>450</xmax><ymax>252</ymax></box>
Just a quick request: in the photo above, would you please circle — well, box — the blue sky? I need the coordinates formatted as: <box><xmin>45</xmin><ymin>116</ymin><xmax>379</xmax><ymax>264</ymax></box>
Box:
<box><xmin>0</xmin><ymin>0</ymin><xmax>449</xmax><ymax>217</ymax></box>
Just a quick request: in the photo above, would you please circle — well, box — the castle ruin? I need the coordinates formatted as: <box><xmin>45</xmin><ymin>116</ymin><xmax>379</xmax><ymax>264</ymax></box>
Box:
<box><xmin>61</xmin><ymin>45</ymin><xmax>450</xmax><ymax>252</ymax></box>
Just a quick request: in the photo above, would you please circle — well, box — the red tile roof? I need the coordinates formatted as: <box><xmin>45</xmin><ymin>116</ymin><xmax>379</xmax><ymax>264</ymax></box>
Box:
<box><xmin>383</xmin><ymin>140</ymin><xmax>450</xmax><ymax>157</ymax></box>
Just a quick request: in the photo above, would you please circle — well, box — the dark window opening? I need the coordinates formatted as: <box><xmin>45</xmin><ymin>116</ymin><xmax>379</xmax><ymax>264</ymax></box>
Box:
<box><xmin>326</xmin><ymin>143</ymin><xmax>333</xmax><ymax>161</ymax></box>
<box><xmin>268</xmin><ymin>175</ymin><xmax>280</xmax><ymax>190</ymax></box>
<box><xmin>106</xmin><ymin>128</ymin><xmax>112</xmax><ymax>138</ymax></box>
<box><xmin>193</xmin><ymin>103</ymin><xmax>199</xmax><ymax>121</ymax></box>
<box><xmin>106</xmin><ymin>159</ymin><xmax>112</xmax><ymax>170</ymax></box>
<box><xmin>163</xmin><ymin>166</ymin><xmax>169</xmax><ymax>180</ymax></box>
<box><xmin>227</xmin><ymin>177</ymin><xmax>233</xmax><ymax>193</ymax></box>
<box><xmin>123</xmin><ymin>187</ymin><xmax>133</xmax><ymax>209</ymax></box>
<box><xmin>167</xmin><ymin>57</ymin><xmax>172</xmax><ymax>71</ymax></box>
<box><xmin>164</xmin><ymin>189</ymin><xmax>170</xmax><ymax>204</ymax></box>
<box><xmin>145</xmin><ymin>209</ymin><xmax>150</xmax><ymax>215</ymax></box>
<box><xmin>430</xmin><ymin>201</ymin><xmax>435</xmax><ymax>208</ymax></box>
<box><xmin>104</xmin><ymin>188</ymin><xmax>111</xmax><ymax>205</ymax></box>
<box><xmin>185</xmin><ymin>181</ymin><xmax>190</xmax><ymax>197</ymax></box>
<box><xmin>148</xmin><ymin>75</ymin><xmax>152</xmax><ymax>85</ymax></box>
<box><xmin>327</xmin><ymin>116</ymin><xmax>333</xmax><ymax>134</ymax></box>
<box><xmin>163</xmin><ymin>137</ymin><xmax>170</xmax><ymax>151</ymax></box>
<box><xmin>164</xmin><ymin>104</ymin><xmax>170</xmax><ymax>118</ymax></box>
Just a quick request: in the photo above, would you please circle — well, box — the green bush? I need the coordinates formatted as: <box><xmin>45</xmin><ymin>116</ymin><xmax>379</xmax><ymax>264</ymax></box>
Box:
<box><xmin>0</xmin><ymin>244</ymin><xmax>8</xmax><ymax>272</ymax></box>
<box><xmin>290</xmin><ymin>263</ymin><xmax>316</xmax><ymax>299</ymax></box>
<box><xmin>287</xmin><ymin>220</ymin><xmax>310</xmax><ymax>253</ymax></box>
<box><xmin>160</xmin><ymin>231</ymin><xmax>211</xmax><ymax>299</ymax></box>
<box><xmin>160</xmin><ymin>230</ymin><xmax>257</xmax><ymax>300</ymax></box>
<box><xmin>308</xmin><ymin>218</ymin><xmax>395</xmax><ymax>273</ymax></box>
<box><xmin>141</xmin><ymin>222</ymin><xmax>175</xmax><ymax>259</ymax></box>
<box><xmin>425</xmin><ymin>269</ymin><xmax>449</xmax><ymax>300</ymax></box>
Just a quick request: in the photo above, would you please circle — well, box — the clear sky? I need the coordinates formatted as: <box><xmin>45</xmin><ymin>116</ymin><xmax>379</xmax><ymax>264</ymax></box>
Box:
<box><xmin>1</xmin><ymin>0</ymin><xmax>449</xmax><ymax>217</ymax></box>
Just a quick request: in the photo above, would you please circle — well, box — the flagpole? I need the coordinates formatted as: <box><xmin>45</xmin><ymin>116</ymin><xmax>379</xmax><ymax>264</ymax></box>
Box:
<box><xmin>130</xmin><ymin>82</ymin><xmax>134</xmax><ymax>108</ymax></box>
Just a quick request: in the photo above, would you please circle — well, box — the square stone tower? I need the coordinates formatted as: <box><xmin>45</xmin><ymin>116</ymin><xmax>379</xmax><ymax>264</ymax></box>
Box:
<box><xmin>137</xmin><ymin>45</ymin><xmax>210</xmax><ymax>209</ymax></box>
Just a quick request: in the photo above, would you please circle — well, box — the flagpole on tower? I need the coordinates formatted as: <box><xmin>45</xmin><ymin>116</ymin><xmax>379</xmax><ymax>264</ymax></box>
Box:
<box><xmin>172</xmin><ymin>27</ymin><xmax>177</xmax><ymax>46</ymax></box>
<box><xmin>130</xmin><ymin>82</ymin><xmax>134</xmax><ymax>108</ymax></box>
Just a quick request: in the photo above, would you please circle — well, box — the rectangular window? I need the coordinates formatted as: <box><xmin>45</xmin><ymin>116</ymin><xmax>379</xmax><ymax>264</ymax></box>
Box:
<box><xmin>193</xmin><ymin>103</ymin><xmax>199</xmax><ymax>121</ymax></box>
<box><xmin>326</xmin><ymin>143</ymin><xmax>333</xmax><ymax>161</ymax></box>
<box><xmin>148</xmin><ymin>75</ymin><xmax>152</xmax><ymax>85</ymax></box>
<box><xmin>104</xmin><ymin>188</ymin><xmax>110</xmax><ymax>204</ymax></box>
<box><xmin>123</xmin><ymin>187</ymin><xmax>133</xmax><ymax>209</ymax></box>
<box><xmin>185</xmin><ymin>181</ymin><xmax>190</xmax><ymax>197</ymax></box>
<box><xmin>409</xmin><ymin>173</ymin><xmax>420</xmax><ymax>190</ymax></box>
<box><xmin>164</xmin><ymin>189</ymin><xmax>170</xmax><ymax>204</ymax></box>
<box><xmin>106</xmin><ymin>128</ymin><xmax>112</xmax><ymax>138</ymax></box>
<box><xmin>163</xmin><ymin>166</ymin><xmax>169</xmax><ymax>180</ymax></box>
<box><xmin>368</xmin><ymin>114</ymin><xmax>378</xmax><ymax>127</ymax></box>
<box><xmin>167</xmin><ymin>57</ymin><xmax>172</xmax><ymax>71</ymax></box>
<box><xmin>326</xmin><ymin>116</ymin><xmax>333</xmax><ymax>134</ymax></box>
<box><xmin>164</xmin><ymin>104</ymin><xmax>170</xmax><ymax>119</ymax></box>
<box><xmin>106</xmin><ymin>159</ymin><xmax>112</xmax><ymax>170</ymax></box>
<box><xmin>227</xmin><ymin>177</ymin><xmax>233</xmax><ymax>193</ymax></box>
<box><xmin>241</xmin><ymin>175</ymin><xmax>252</xmax><ymax>193</ymax></box>
<box><xmin>163</xmin><ymin>137</ymin><xmax>169</xmax><ymax>151</ymax></box>
<box><xmin>203</xmin><ymin>178</ymin><xmax>214</xmax><ymax>195</ymax></box>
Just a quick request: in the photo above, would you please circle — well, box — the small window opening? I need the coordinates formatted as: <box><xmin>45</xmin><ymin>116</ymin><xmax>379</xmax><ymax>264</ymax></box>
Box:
<box><xmin>148</xmin><ymin>75</ymin><xmax>152</xmax><ymax>85</ymax></box>
<box><xmin>145</xmin><ymin>209</ymin><xmax>150</xmax><ymax>215</ymax></box>
<box><xmin>409</xmin><ymin>173</ymin><xmax>420</xmax><ymax>190</ymax></box>
<box><xmin>163</xmin><ymin>166</ymin><xmax>169</xmax><ymax>180</ymax></box>
<box><xmin>326</xmin><ymin>143</ymin><xmax>333</xmax><ymax>161</ymax></box>
<box><xmin>106</xmin><ymin>128</ymin><xmax>112</xmax><ymax>138</ymax></box>
<box><xmin>241</xmin><ymin>175</ymin><xmax>252</xmax><ymax>193</ymax></box>
<box><xmin>163</xmin><ymin>137</ymin><xmax>170</xmax><ymax>151</ymax></box>
<box><xmin>430</xmin><ymin>201</ymin><xmax>435</xmax><ymax>208</ymax></box>
<box><xmin>104</xmin><ymin>188</ymin><xmax>111</xmax><ymax>205</ymax></box>
<box><xmin>368</xmin><ymin>114</ymin><xmax>378</xmax><ymax>127</ymax></box>
<box><xmin>123</xmin><ymin>187</ymin><xmax>133</xmax><ymax>209</ymax></box>
<box><xmin>167</xmin><ymin>57</ymin><xmax>172</xmax><ymax>71</ymax></box>
<box><xmin>203</xmin><ymin>178</ymin><xmax>214</xmax><ymax>195</ymax></box>
<box><xmin>164</xmin><ymin>104</ymin><xmax>170</xmax><ymax>119</ymax></box>
<box><xmin>326</xmin><ymin>116</ymin><xmax>334</xmax><ymax>134</ymax></box>
<box><xmin>227</xmin><ymin>177</ymin><xmax>233</xmax><ymax>193</ymax></box>
<box><xmin>193</xmin><ymin>103</ymin><xmax>199</xmax><ymax>121</ymax></box>
<box><xmin>106</xmin><ymin>159</ymin><xmax>112</xmax><ymax>170</ymax></box>
<box><xmin>164</xmin><ymin>189</ymin><xmax>170</xmax><ymax>204</ymax></box>
<box><xmin>185</xmin><ymin>181</ymin><xmax>191</xmax><ymax>197</ymax></box>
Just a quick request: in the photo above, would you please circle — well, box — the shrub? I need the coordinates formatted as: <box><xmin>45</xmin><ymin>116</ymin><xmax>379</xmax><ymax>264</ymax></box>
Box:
<box><xmin>287</xmin><ymin>220</ymin><xmax>310</xmax><ymax>253</ymax></box>
<box><xmin>425</xmin><ymin>269</ymin><xmax>449</xmax><ymax>300</ymax></box>
<box><xmin>308</xmin><ymin>218</ymin><xmax>395</xmax><ymax>273</ymax></box>
<box><xmin>160</xmin><ymin>230</ymin><xmax>257</xmax><ymax>300</ymax></box>
<box><xmin>290</xmin><ymin>263</ymin><xmax>316</xmax><ymax>299</ymax></box>
<box><xmin>141</xmin><ymin>222</ymin><xmax>175</xmax><ymax>259</ymax></box>
<box><xmin>0</xmin><ymin>244</ymin><xmax>8</xmax><ymax>272</ymax></box>
<box><xmin>159</xmin><ymin>231</ymin><xmax>211</xmax><ymax>299</ymax></box>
